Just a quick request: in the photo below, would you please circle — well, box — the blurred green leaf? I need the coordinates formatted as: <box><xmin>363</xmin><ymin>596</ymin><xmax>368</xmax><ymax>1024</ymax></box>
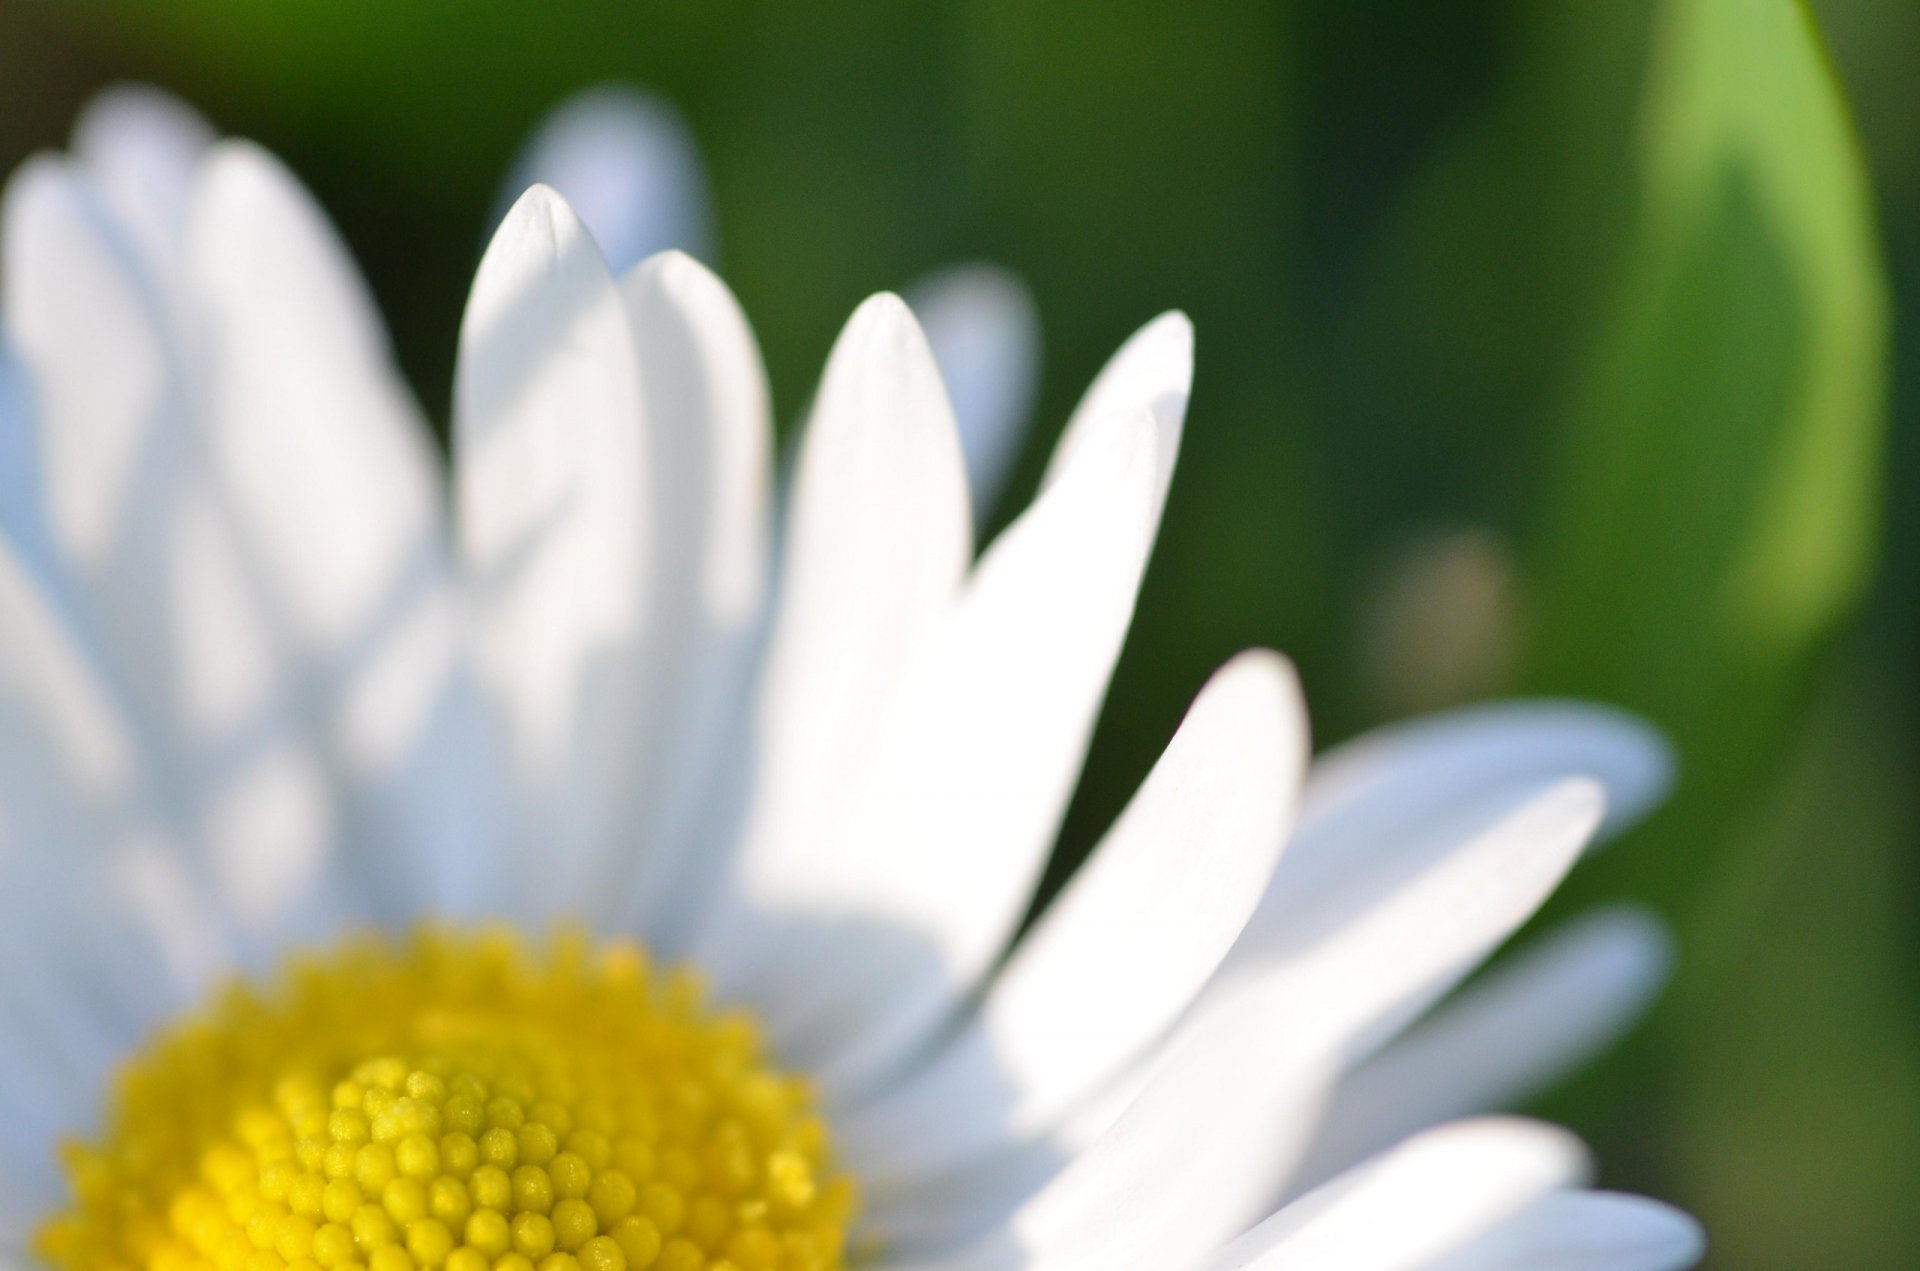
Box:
<box><xmin>1526</xmin><ymin>0</ymin><xmax>1888</xmax><ymax>909</ymax></box>
<box><xmin>1314</xmin><ymin>1</ymin><xmax>1654</xmax><ymax>537</ymax></box>
<box><xmin>1671</xmin><ymin>652</ymin><xmax>1920</xmax><ymax>1269</ymax></box>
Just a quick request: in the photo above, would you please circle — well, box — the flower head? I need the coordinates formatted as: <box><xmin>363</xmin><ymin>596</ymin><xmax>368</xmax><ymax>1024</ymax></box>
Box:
<box><xmin>0</xmin><ymin>88</ymin><xmax>1702</xmax><ymax>1269</ymax></box>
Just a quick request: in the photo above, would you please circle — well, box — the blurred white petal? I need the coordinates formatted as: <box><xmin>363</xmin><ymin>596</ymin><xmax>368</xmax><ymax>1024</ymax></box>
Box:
<box><xmin>0</xmin><ymin>336</ymin><xmax>53</xmax><ymax>578</ymax></box>
<box><xmin>1293</xmin><ymin>702</ymin><xmax>1672</xmax><ymax>869</ymax></box>
<box><xmin>0</xmin><ymin>542</ymin><xmax>230</xmax><ymax>1178</ymax></box>
<box><xmin>907</xmin><ymin>263</ymin><xmax>1042</xmax><ymax>525</ymax></box>
<box><xmin>1294</xmin><ymin>907</ymin><xmax>1672</xmax><ymax>1192</ymax></box>
<box><xmin>1202</xmin><ymin>1119</ymin><xmax>1590</xmax><ymax>1270</ymax></box>
<box><xmin>1422</xmin><ymin>1191</ymin><xmax>1706</xmax><ymax>1271</ymax></box>
<box><xmin>70</xmin><ymin>84</ymin><xmax>213</xmax><ymax>322</ymax></box>
<box><xmin>190</xmin><ymin>141</ymin><xmax>443</xmax><ymax>650</ymax></box>
<box><xmin>503</xmin><ymin>86</ymin><xmax>713</xmax><ymax>273</ymax></box>
<box><xmin>3</xmin><ymin>155</ymin><xmax>351</xmax><ymax>949</ymax></box>
<box><xmin>190</xmin><ymin>142</ymin><xmax>504</xmax><ymax>916</ymax></box>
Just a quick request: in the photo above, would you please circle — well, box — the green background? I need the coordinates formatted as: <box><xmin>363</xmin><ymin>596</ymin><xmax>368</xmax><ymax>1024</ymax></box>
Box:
<box><xmin>3</xmin><ymin>0</ymin><xmax>1915</xmax><ymax>1263</ymax></box>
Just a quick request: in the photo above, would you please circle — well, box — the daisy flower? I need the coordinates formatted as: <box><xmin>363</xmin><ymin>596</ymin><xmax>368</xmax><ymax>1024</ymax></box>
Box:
<box><xmin>0</xmin><ymin>87</ymin><xmax>1703</xmax><ymax>1271</ymax></box>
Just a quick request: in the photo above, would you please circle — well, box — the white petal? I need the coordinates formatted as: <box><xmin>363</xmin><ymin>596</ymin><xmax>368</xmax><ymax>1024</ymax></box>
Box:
<box><xmin>190</xmin><ymin>142</ymin><xmax>500</xmax><ymax>916</ymax></box>
<box><xmin>3</xmin><ymin>155</ymin><xmax>352</xmax><ymax>948</ymax></box>
<box><xmin>0</xmin><ymin>336</ymin><xmax>54</xmax><ymax>577</ymax></box>
<box><xmin>1223</xmin><ymin>703</ymin><xmax>1668</xmax><ymax>1014</ymax></box>
<box><xmin>0</xmin><ymin>1187</ymin><xmax>53</xmax><ymax>1253</ymax></box>
<box><xmin>898</xmin><ymin>775</ymin><xmax>1611</xmax><ymax>1256</ymax></box>
<box><xmin>993</xmin><ymin>783</ymin><xmax>1598</xmax><ymax>1267</ymax></box>
<box><xmin>1422</xmin><ymin>1191</ymin><xmax>1705</xmax><ymax>1271</ymax></box>
<box><xmin>1222</xmin><ymin>778</ymin><xmax>1606</xmax><ymax>1072</ymax></box>
<box><xmin>769</xmin><ymin>308</ymin><xmax>1192</xmax><ymax>1084</ymax></box>
<box><xmin>690</xmin><ymin>293</ymin><xmax>970</xmax><ymax>985</ymax></box>
<box><xmin>1294</xmin><ymin>702</ymin><xmax>1670</xmax><ymax>871</ymax></box>
<box><xmin>502</xmin><ymin>87</ymin><xmax>712</xmax><ymax>275</ymax></box>
<box><xmin>876</xmin><ymin>962</ymin><xmax>1334</xmax><ymax>1270</ymax></box>
<box><xmin>906</xmin><ymin>264</ymin><xmax>1041</xmax><ymax>525</ymax></box>
<box><xmin>190</xmin><ymin>141</ymin><xmax>444</xmax><ymax>651</ymax></box>
<box><xmin>0</xmin><ymin>1192</ymin><xmax>48</xmax><ymax>1246</ymax></box>
<box><xmin>0</xmin><ymin>996</ymin><xmax>76</xmax><ymax>1205</ymax></box>
<box><xmin>1202</xmin><ymin>1118</ymin><xmax>1590</xmax><ymax>1271</ymax></box>
<box><xmin>455</xmin><ymin>184</ymin><xmax>651</xmax><ymax>921</ymax></box>
<box><xmin>607</xmin><ymin>251</ymin><xmax>775</xmax><ymax>936</ymax></box>
<box><xmin>70</xmin><ymin>84</ymin><xmax>214</xmax><ymax>318</ymax></box>
<box><xmin>0</xmin><ymin>543</ymin><xmax>232</xmax><ymax>1176</ymax></box>
<box><xmin>71</xmin><ymin>84</ymin><xmax>213</xmax><ymax>225</ymax></box>
<box><xmin>774</xmin><ymin>394</ymin><xmax>1176</xmax><ymax>1087</ymax></box>
<box><xmin>1042</xmin><ymin>310</ymin><xmax>1190</xmax><ymax>521</ymax></box>
<box><xmin>1294</xmin><ymin>907</ymin><xmax>1671</xmax><ymax>1192</ymax></box>
<box><xmin>4</xmin><ymin>155</ymin><xmax>179</xmax><ymax>573</ymax></box>
<box><xmin>841</xmin><ymin>650</ymin><xmax>1307</xmax><ymax>1182</ymax></box>
<box><xmin>0</xmin><ymin>535</ymin><xmax>139</xmax><ymax>938</ymax></box>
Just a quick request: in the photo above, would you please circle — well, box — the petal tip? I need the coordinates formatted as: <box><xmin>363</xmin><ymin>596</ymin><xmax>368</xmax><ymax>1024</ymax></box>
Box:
<box><xmin>72</xmin><ymin>83</ymin><xmax>215</xmax><ymax>154</ymax></box>
<box><xmin>1218</xmin><ymin>646</ymin><xmax>1303</xmax><ymax>706</ymax></box>
<box><xmin>851</xmin><ymin>289</ymin><xmax>915</xmax><ymax>329</ymax></box>
<box><xmin>1146</xmin><ymin>308</ymin><xmax>1195</xmax><ymax>365</ymax></box>
<box><xmin>1552</xmin><ymin>776</ymin><xmax>1611</xmax><ymax>840</ymax></box>
<box><xmin>483</xmin><ymin>182</ymin><xmax>603</xmax><ymax>278</ymax></box>
<box><xmin>628</xmin><ymin>246</ymin><xmax>712</xmax><ymax>294</ymax></box>
<box><xmin>840</xmin><ymin>291</ymin><xmax>939</xmax><ymax>371</ymax></box>
<box><xmin>195</xmin><ymin>137</ymin><xmax>292</xmax><ymax>211</ymax></box>
<box><xmin>1575</xmin><ymin>903</ymin><xmax>1677</xmax><ymax>988</ymax></box>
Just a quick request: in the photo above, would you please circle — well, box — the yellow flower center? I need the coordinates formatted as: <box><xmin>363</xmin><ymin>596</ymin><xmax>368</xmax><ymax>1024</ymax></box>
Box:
<box><xmin>34</xmin><ymin>929</ymin><xmax>855</xmax><ymax>1271</ymax></box>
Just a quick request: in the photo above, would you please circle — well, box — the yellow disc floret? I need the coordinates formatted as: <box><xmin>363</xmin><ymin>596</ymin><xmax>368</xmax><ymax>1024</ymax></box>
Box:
<box><xmin>35</xmin><ymin>928</ymin><xmax>855</xmax><ymax>1271</ymax></box>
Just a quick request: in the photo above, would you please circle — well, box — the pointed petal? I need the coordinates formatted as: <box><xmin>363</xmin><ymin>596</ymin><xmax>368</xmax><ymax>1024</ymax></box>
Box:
<box><xmin>871</xmin><ymin>774</ymin><xmax>1611</xmax><ymax>1255</ymax></box>
<box><xmin>888</xmin><ymin>781</ymin><xmax>1601</xmax><ymax>1264</ymax></box>
<box><xmin>689</xmin><ymin>293</ymin><xmax>970</xmax><ymax>985</ymax></box>
<box><xmin>774</xmin><ymin>399</ymin><xmax>1172</xmax><ymax>1085</ymax></box>
<box><xmin>1201</xmin><ymin>1119</ymin><xmax>1590</xmax><ymax>1271</ymax></box>
<box><xmin>1294</xmin><ymin>907</ymin><xmax>1671</xmax><ymax>1192</ymax></box>
<box><xmin>1423</xmin><ymin>1191</ymin><xmax>1705</xmax><ymax>1271</ymax></box>
<box><xmin>764</xmin><ymin>309</ymin><xmax>1191</xmax><ymax>1085</ymax></box>
<box><xmin>455</xmin><ymin>184</ymin><xmax>651</xmax><ymax>921</ymax></box>
<box><xmin>611</xmin><ymin>250</ymin><xmax>775</xmax><ymax>934</ymax></box>
<box><xmin>1042</xmin><ymin>310</ymin><xmax>1190</xmax><ymax>520</ymax></box>
<box><xmin>840</xmin><ymin>651</ymin><xmax>1307</xmax><ymax>1182</ymax></box>
<box><xmin>502</xmin><ymin>87</ymin><xmax>712</xmax><ymax>275</ymax></box>
<box><xmin>907</xmin><ymin>264</ymin><xmax>1041</xmax><ymax>525</ymax></box>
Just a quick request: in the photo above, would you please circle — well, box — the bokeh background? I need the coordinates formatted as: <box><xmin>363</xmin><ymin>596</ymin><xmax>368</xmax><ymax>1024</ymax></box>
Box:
<box><xmin>3</xmin><ymin>0</ymin><xmax>1915</xmax><ymax>1264</ymax></box>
